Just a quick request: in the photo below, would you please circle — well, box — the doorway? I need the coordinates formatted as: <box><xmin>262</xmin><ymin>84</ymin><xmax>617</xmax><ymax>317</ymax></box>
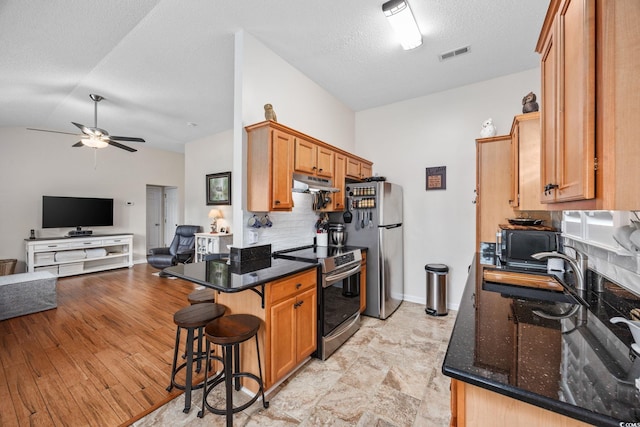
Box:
<box><xmin>146</xmin><ymin>185</ymin><xmax>179</xmax><ymax>252</ymax></box>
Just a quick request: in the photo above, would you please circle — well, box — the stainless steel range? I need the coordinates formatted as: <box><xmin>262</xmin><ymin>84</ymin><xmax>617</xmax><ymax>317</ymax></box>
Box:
<box><xmin>273</xmin><ymin>245</ymin><xmax>362</xmax><ymax>360</ymax></box>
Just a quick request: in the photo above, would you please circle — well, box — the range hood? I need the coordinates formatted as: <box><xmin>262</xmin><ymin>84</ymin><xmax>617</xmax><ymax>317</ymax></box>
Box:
<box><xmin>292</xmin><ymin>173</ymin><xmax>339</xmax><ymax>193</ymax></box>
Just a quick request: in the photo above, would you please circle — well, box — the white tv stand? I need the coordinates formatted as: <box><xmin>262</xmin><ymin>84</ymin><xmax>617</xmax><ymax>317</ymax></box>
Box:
<box><xmin>25</xmin><ymin>234</ymin><xmax>133</xmax><ymax>277</ymax></box>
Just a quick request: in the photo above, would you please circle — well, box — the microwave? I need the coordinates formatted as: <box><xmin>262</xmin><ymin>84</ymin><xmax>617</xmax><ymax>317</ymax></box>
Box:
<box><xmin>497</xmin><ymin>228</ymin><xmax>561</xmax><ymax>269</ymax></box>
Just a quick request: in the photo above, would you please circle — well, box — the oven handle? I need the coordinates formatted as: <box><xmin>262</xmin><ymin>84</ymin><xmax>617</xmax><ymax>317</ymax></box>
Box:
<box><xmin>325</xmin><ymin>312</ymin><xmax>360</xmax><ymax>340</ymax></box>
<box><xmin>323</xmin><ymin>264</ymin><xmax>361</xmax><ymax>288</ymax></box>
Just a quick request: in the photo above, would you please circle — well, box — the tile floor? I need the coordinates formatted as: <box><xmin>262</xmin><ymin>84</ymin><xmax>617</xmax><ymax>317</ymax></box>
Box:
<box><xmin>133</xmin><ymin>302</ymin><xmax>456</xmax><ymax>426</ymax></box>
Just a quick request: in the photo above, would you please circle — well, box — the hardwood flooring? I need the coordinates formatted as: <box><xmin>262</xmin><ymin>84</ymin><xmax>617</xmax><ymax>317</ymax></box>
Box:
<box><xmin>0</xmin><ymin>264</ymin><xmax>201</xmax><ymax>427</ymax></box>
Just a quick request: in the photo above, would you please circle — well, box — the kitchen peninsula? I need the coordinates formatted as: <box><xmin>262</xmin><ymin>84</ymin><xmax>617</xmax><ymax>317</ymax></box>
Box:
<box><xmin>443</xmin><ymin>255</ymin><xmax>640</xmax><ymax>426</ymax></box>
<box><xmin>165</xmin><ymin>256</ymin><xmax>318</xmax><ymax>392</ymax></box>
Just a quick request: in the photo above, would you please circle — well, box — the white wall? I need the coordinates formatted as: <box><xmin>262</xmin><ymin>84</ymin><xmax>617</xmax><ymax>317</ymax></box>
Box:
<box><xmin>0</xmin><ymin>127</ymin><xmax>185</xmax><ymax>270</ymax></box>
<box><xmin>184</xmin><ymin>130</ymin><xmax>234</xmax><ymax>233</ymax></box>
<box><xmin>355</xmin><ymin>68</ymin><xmax>541</xmax><ymax>310</ymax></box>
<box><xmin>236</xmin><ymin>31</ymin><xmax>358</xmax><ymax>248</ymax></box>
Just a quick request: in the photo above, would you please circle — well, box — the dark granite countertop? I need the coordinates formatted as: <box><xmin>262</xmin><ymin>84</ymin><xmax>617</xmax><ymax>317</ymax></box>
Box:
<box><xmin>442</xmin><ymin>253</ymin><xmax>640</xmax><ymax>426</ymax></box>
<box><xmin>164</xmin><ymin>257</ymin><xmax>317</xmax><ymax>293</ymax></box>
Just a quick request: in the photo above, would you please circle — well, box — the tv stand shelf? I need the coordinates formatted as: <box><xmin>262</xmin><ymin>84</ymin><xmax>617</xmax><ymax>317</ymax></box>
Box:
<box><xmin>25</xmin><ymin>234</ymin><xmax>133</xmax><ymax>277</ymax></box>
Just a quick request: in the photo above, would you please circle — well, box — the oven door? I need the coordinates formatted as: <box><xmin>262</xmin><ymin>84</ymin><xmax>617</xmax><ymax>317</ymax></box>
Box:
<box><xmin>321</xmin><ymin>263</ymin><xmax>361</xmax><ymax>335</ymax></box>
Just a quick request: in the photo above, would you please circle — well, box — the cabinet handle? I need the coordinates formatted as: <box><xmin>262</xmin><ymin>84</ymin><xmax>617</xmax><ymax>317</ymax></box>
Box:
<box><xmin>296</xmin><ymin>283</ymin><xmax>302</xmax><ymax>289</ymax></box>
<box><xmin>274</xmin><ymin>200</ymin><xmax>281</xmax><ymax>205</ymax></box>
<box><xmin>312</xmin><ymin>166</ymin><xmax>317</xmax><ymax>170</ymax></box>
<box><xmin>543</xmin><ymin>183</ymin><xmax>559</xmax><ymax>195</ymax></box>
<box><xmin>294</xmin><ymin>300</ymin><xmax>304</xmax><ymax>309</ymax></box>
<box><xmin>318</xmin><ymin>168</ymin><xmax>323</xmax><ymax>172</ymax></box>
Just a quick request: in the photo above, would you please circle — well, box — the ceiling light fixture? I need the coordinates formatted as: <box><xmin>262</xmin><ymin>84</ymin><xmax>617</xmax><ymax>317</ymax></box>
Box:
<box><xmin>382</xmin><ymin>0</ymin><xmax>422</xmax><ymax>50</ymax></box>
<box><xmin>81</xmin><ymin>136</ymin><xmax>108</xmax><ymax>149</ymax></box>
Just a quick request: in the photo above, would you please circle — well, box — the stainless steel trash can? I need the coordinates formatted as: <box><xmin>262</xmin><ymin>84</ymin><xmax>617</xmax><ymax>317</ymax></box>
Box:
<box><xmin>425</xmin><ymin>264</ymin><xmax>448</xmax><ymax>316</ymax></box>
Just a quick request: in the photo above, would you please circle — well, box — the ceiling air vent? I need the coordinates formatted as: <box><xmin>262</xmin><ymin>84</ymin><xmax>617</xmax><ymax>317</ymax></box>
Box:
<box><xmin>439</xmin><ymin>45</ymin><xmax>471</xmax><ymax>61</ymax></box>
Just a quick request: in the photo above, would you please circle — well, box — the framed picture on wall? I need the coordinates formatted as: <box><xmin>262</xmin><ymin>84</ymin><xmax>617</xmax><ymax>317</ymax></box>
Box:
<box><xmin>426</xmin><ymin>166</ymin><xmax>446</xmax><ymax>190</ymax></box>
<box><xmin>206</xmin><ymin>172</ymin><xmax>232</xmax><ymax>205</ymax></box>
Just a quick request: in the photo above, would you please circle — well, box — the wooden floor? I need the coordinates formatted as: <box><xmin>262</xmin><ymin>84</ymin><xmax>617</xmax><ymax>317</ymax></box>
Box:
<box><xmin>0</xmin><ymin>264</ymin><xmax>201</xmax><ymax>427</ymax></box>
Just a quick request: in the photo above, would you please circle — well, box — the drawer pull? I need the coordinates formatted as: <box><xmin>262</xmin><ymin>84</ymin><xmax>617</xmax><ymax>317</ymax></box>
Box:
<box><xmin>296</xmin><ymin>283</ymin><xmax>302</xmax><ymax>289</ymax></box>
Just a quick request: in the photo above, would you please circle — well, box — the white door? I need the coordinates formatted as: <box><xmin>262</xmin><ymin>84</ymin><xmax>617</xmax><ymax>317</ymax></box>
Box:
<box><xmin>146</xmin><ymin>186</ymin><xmax>163</xmax><ymax>251</ymax></box>
<box><xmin>164</xmin><ymin>187</ymin><xmax>179</xmax><ymax>246</ymax></box>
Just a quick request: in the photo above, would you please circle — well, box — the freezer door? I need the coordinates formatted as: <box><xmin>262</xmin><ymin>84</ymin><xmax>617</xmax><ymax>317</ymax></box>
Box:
<box><xmin>378</xmin><ymin>182</ymin><xmax>403</xmax><ymax>226</ymax></box>
<box><xmin>378</xmin><ymin>223</ymin><xmax>404</xmax><ymax>319</ymax></box>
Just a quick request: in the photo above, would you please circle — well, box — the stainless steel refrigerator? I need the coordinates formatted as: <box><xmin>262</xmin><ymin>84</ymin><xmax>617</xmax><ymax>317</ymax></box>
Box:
<box><xmin>340</xmin><ymin>181</ymin><xmax>403</xmax><ymax>319</ymax></box>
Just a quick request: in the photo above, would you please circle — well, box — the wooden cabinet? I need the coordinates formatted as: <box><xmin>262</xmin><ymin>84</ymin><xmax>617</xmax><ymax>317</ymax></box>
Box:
<box><xmin>536</xmin><ymin>0</ymin><xmax>640</xmax><ymax>210</ymax></box>
<box><xmin>215</xmin><ymin>267</ymin><xmax>317</xmax><ymax>392</ymax></box>
<box><xmin>346</xmin><ymin>156</ymin><xmax>373</xmax><ymax>181</ymax></box>
<box><xmin>246</xmin><ymin>123</ymin><xmax>294</xmax><ymax>211</ymax></box>
<box><xmin>475</xmin><ymin>135</ymin><xmax>514</xmax><ymax>250</ymax></box>
<box><xmin>538</xmin><ymin>0</ymin><xmax>596</xmax><ymax>204</ymax></box>
<box><xmin>359</xmin><ymin>251</ymin><xmax>367</xmax><ymax>313</ymax></box>
<box><xmin>294</xmin><ymin>138</ymin><xmax>334</xmax><ymax>178</ymax></box>
<box><xmin>246</xmin><ymin>121</ymin><xmax>373</xmax><ymax>212</ymax></box>
<box><xmin>268</xmin><ymin>269</ymin><xmax>317</xmax><ymax>383</ymax></box>
<box><xmin>332</xmin><ymin>152</ymin><xmax>347</xmax><ymax>211</ymax></box>
<box><xmin>450</xmin><ymin>379</ymin><xmax>591</xmax><ymax>427</ymax></box>
<box><xmin>509</xmin><ymin>113</ymin><xmax>545</xmax><ymax>211</ymax></box>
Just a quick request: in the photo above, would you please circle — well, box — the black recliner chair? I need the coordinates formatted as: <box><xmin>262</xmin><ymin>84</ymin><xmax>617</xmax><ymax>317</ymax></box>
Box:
<box><xmin>147</xmin><ymin>225</ymin><xmax>201</xmax><ymax>276</ymax></box>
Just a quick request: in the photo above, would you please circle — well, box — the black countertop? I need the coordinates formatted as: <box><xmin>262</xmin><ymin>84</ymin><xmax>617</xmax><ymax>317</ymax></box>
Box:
<box><xmin>164</xmin><ymin>257</ymin><xmax>317</xmax><ymax>293</ymax></box>
<box><xmin>442</xmin><ymin>253</ymin><xmax>640</xmax><ymax>426</ymax></box>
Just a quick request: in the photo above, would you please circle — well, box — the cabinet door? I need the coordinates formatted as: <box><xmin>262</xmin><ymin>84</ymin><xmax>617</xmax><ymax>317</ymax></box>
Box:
<box><xmin>476</xmin><ymin>136</ymin><xmax>513</xmax><ymax>250</ymax></box>
<box><xmin>332</xmin><ymin>152</ymin><xmax>346</xmax><ymax>211</ymax></box>
<box><xmin>272</xmin><ymin>129</ymin><xmax>294</xmax><ymax>210</ymax></box>
<box><xmin>295</xmin><ymin>288</ymin><xmax>317</xmax><ymax>361</ymax></box>
<box><xmin>316</xmin><ymin>146</ymin><xmax>334</xmax><ymax>178</ymax></box>
<box><xmin>293</xmin><ymin>137</ymin><xmax>317</xmax><ymax>175</ymax></box>
<box><xmin>346</xmin><ymin>157</ymin><xmax>361</xmax><ymax>179</ymax></box>
<box><xmin>509</xmin><ymin>124</ymin><xmax>520</xmax><ymax>208</ymax></box>
<box><xmin>269</xmin><ymin>297</ymin><xmax>296</xmax><ymax>382</ymax></box>
<box><xmin>540</xmin><ymin>0</ymin><xmax>595</xmax><ymax>203</ymax></box>
<box><xmin>360</xmin><ymin>163</ymin><xmax>372</xmax><ymax>180</ymax></box>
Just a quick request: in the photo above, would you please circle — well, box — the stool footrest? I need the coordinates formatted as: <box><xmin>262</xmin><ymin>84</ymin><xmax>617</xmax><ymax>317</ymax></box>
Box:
<box><xmin>199</xmin><ymin>372</ymin><xmax>265</xmax><ymax>416</ymax></box>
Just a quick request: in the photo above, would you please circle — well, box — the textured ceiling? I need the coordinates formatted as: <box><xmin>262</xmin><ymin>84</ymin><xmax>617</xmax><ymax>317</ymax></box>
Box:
<box><xmin>0</xmin><ymin>0</ymin><xmax>550</xmax><ymax>152</ymax></box>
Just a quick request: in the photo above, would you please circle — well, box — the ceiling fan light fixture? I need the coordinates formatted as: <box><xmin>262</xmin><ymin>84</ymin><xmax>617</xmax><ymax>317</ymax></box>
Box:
<box><xmin>382</xmin><ymin>0</ymin><xmax>422</xmax><ymax>50</ymax></box>
<box><xmin>82</xmin><ymin>136</ymin><xmax>108</xmax><ymax>149</ymax></box>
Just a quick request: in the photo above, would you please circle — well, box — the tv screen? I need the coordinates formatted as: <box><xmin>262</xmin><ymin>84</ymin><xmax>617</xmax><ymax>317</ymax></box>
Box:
<box><xmin>42</xmin><ymin>196</ymin><xmax>114</xmax><ymax>228</ymax></box>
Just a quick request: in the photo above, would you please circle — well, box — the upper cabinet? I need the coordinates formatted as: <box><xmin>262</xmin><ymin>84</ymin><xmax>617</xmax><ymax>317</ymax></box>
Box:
<box><xmin>536</xmin><ymin>0</ymin><xmax>640</xmax><ymax>210</ymax></box>
<box><xmin>346</xmin><ymin>157</ymin><xmax>373</xmax><ymax>181</ymax></box>
<box><xmin>246</xmin><ymin>121</ymin><xmax>373</xmax><ymax>212</ymax></box>
<box><xmin>537</xmin><ymin>0</ymin><xmax>596</xmax><ymax>204</ymax></box>
<box><xmin>246</xmin><ymin>123</ymin><xmax>294</xmax><ymax>212</ymax></box>
<box><xmin>294</xmin><ymin>138</ymin><xmax>334</xmax><ymax>178</ymax></box>
<box><xmin>510</xmin><ymin>113</ymin><xmax>545</xmax><ymax>211</ymax></box>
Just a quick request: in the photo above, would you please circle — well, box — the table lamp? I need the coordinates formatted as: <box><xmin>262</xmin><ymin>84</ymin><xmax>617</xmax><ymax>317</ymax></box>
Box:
<box><xmin>208</xmin><ymin>209</ymin><xmax>222</xmax><ymax>233</ymax></box>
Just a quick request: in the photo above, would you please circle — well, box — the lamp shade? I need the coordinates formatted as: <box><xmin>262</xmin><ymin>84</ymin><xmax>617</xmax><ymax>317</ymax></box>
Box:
<box><xmin>208</xmin><ymin>209</ymin><xmax>222</xmax><ymax>219</ymax></box>
<box><xmin>82</xmin><ymin>136</ymin><xmax>109</xmax><ymax>149</ymax></box>
<box><xmin>382</xmin><ymin>0</ymin><xmax>422</xmax><ymax>50</ymax></box>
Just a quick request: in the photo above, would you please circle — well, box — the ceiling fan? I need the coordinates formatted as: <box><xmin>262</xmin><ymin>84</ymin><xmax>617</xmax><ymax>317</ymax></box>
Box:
<box><xmin>28</xmin><ymin>94</ymin><xmax>145</xmax><ymax>152</ymax></box>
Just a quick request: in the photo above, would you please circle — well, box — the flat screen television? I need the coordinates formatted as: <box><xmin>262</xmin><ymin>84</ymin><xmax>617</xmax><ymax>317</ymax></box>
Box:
<box><xmin>42</xmin><ymin>196</ymin><xmax>114</xmax><ymax>228</ymax></box>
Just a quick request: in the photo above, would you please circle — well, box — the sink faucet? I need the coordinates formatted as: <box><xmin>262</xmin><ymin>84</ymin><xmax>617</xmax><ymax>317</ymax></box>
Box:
<box><xmin>531</xmin><ymin>249</ymin><xmax>587</xmax><ymax>295</ymax></box>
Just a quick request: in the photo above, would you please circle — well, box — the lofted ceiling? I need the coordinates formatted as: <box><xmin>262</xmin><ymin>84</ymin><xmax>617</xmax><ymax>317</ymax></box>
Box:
<box><xmin>0</xmin><ymin>0</ymin><xmax>550</xmax><ymax>153</ymax></box>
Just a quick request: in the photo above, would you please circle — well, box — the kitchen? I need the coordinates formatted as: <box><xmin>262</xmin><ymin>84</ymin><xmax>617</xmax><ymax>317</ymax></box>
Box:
<box><xmin>2</xmin><ymin>0</ymin><xmax>640</xmax><ymax>425</ymax></box>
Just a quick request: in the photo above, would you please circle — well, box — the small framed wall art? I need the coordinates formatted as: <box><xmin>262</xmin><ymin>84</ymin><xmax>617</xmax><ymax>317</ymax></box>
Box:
<box><xmin>426</xmin><ymin>166</ymin><xmax>446</xmax><ymax>191</ymax></box>
<box><xmin>206</xmin><ymin>172</ymin><xmax>232</xmax><ymax>205</ymax></box>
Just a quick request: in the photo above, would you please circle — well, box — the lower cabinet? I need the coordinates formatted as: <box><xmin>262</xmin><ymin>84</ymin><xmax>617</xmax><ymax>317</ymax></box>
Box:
<box><xmin>450</xmin><ymin>379</ymin><xmax>592</xmax><ymax>427</ymax></box>
<box><xmin>360</xmin><ymin>251</ymin><xmax>367</xmax><ymax>313</ymax></box>
<box><xmin>215</xmin><ymin>267</ymin><xmax>317</xmax><ymax>392</ymax></box>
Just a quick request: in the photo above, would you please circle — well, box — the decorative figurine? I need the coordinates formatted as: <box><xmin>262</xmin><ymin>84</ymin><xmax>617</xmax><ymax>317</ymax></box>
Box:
<box><xmin>522</xmin><ymin>92</ymin><xmax>539</xmax><ymax>113</ymax></box>
<box><xmin>480</xmin><ymin>118</ymin><xmax>497</xmax><ymax>138</ymax></box>
<box><xmin>264</xmin><ymin>104</ymin><xmax>277</xmax><ymax>122</ymax></box>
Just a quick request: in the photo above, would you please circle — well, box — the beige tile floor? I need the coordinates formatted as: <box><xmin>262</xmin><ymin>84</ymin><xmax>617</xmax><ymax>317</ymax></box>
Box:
<box><xmin>133</xmin><ymin>301</ymin><xmax>456</xmax><ymax>426</ymax></box>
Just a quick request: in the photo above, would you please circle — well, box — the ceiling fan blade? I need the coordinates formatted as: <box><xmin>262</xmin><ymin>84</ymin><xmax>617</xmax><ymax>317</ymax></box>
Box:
<box><xmin>72</xmin><ymin>141</ymin><xmax>84</xmax><ymax>147</ymax></box>
<box><xmin>110</xmin><ymin>136</ymin><xmax>146</xmax><ymax>143</ymax></box>
<box><xmin>27</xmin><ymin>128</ymin><xmax>80</xmax><ymax>136</ymax></box>
<box><xmin>71</xmin><ymin>122</ymin><xmax>92</xmax><ymax>135</ymax></box>
<box><xmin>107</xmin><ymin>140</ymin><xmax>137</xmax><ymax>152</ymax></box>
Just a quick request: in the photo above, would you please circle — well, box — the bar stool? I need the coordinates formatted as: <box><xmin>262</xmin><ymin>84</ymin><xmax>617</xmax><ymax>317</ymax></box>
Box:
<box><xmin>198</xmin><ymin>314</ymin><xmax>269</xmax><ymax>426</ymax></box>
<box><xmin>187</xmin><ymin>288</ymin><xmax>218</xmax><ymax>370</ymax></box>
<box><xmin>188</xmin><ymin>288</ymin><xmax>216</xmax><ymax>305</ymax></box>
<box><xmin>167</xmin><ymin>303</ymin><xmax>225</xmax><ymax>413</ymax></box>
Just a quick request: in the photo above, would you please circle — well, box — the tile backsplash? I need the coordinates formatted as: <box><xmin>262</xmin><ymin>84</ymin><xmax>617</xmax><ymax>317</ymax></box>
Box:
<box><xmin>242</xmin><ymin>192</ymin><xmax>320</xmax><ymax>251</ymax></box>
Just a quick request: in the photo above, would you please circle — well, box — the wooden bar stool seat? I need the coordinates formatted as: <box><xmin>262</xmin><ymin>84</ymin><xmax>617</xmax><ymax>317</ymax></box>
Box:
<box><xmin>167</xmin><ymin>303</ymin><xmax>225</xmax><ymax>413</ymax></box>
<box><xmin>188</xmin><ymin>288</ymin><xmax>216</xmax><ymax>304</ymax></box>
<box><xmin>198</xmin><ymin>314</ymin><xmax>269</xmax><ymax>425</ymax></box>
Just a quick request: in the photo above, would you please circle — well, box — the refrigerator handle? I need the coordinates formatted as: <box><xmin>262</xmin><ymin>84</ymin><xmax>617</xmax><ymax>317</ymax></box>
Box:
<box><xmin>381</xmin><ymin>223</ymin><xmax>402</xmax><ymax>229</ymax></box>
